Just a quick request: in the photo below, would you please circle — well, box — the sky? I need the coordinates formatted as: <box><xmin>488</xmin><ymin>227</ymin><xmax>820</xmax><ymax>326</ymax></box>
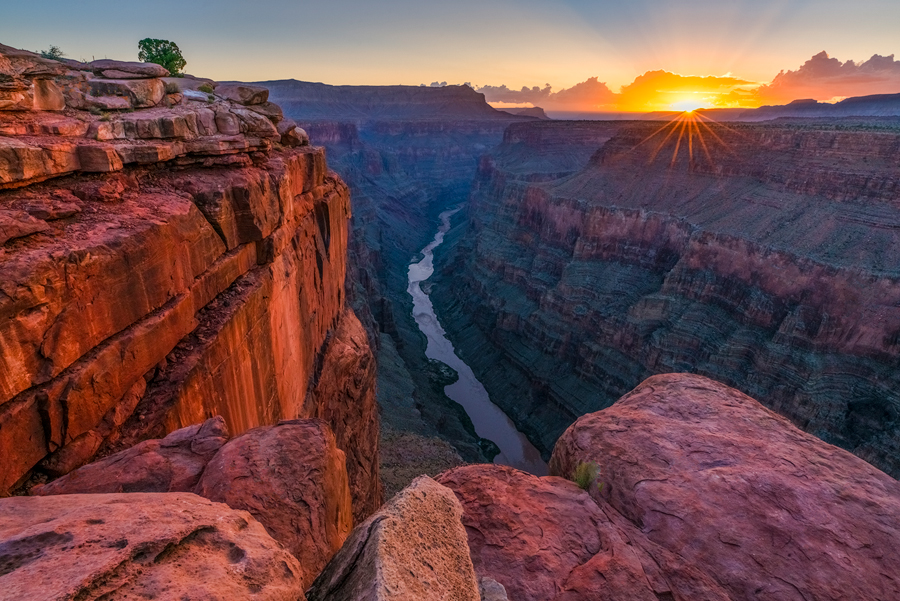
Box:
<box><xmin>3</xmin><ymin>0</ymin><xmax>900</xmax><ymax>112</ymax></box>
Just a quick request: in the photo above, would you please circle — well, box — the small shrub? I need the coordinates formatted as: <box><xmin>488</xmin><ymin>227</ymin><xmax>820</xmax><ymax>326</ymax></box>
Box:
<box><xmin>572</xmin><ymin>461</ymin><xmax>603</xmax><ymax>492</ymax></box>
<box><xmin>198</xmin><ymin>83</ymin><xmax>214</xmax><ymax>94</ymax></box>
<box><xmin>39</xmin><ymin>46</ymin><xmax>65</xmax><ymax>61</ymax></box>
<box><xmin>88</xmin><ymin>106</ymin><xmax>102</xmax><ymax>116</ymax></box>
<box><xmin>164</xmin><ymin>82</ymin><xmax>180</xmax><ymax>94</ymax></box>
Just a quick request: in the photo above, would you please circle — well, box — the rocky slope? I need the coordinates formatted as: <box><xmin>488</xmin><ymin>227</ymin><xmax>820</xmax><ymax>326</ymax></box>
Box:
<box><xmin>0</xmin><ymin>45</ymin><xmax>380</xmax><ymax>514</ymax></box>
<box><xmin>264</xmin><ymin>80</ymin><xmax>535</xmax><ymax>463</ymax></box>
<box><xmin>434</xmin><ymin>118</ymin><xmax>900</xmax><ymax>476</ymax></box>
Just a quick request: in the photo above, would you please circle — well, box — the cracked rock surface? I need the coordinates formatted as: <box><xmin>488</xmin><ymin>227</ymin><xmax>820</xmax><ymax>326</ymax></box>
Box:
<box><xmin>0</xmin><ymin>492</ymin><xmax>306</xmax><ymax>600</ymax></box>
<box><xmin>548</xmin><ymin>373</ymin><xmax>900</xmax><ymax>601</ymax></box>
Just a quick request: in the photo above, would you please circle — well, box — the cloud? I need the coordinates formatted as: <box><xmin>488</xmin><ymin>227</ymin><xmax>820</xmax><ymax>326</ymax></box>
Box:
<box><xmin>477</xmin><ymin>78</ymin><xmax>615</xmax><ymax>111</ymax></box>
<box><xmin>754</xmin><ymin>52</ymin><xmax>900</xmax><ymax>104</ymax></box>
<box><xmin>478</xmin><ymin>52</ymin><xmax>900</xmax><ymax>113</ymax></box>
<box><xmin>617</xmin><ymin>71</ymin><xmax>755</xmax><ymax>111</ymax></box>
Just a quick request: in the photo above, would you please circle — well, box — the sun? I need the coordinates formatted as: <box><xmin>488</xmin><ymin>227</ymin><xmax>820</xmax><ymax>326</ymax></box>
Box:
<box><xmin>671</xmin><ymin>99</ymin><xmax>709</xmax><ymax>112</ymax></box>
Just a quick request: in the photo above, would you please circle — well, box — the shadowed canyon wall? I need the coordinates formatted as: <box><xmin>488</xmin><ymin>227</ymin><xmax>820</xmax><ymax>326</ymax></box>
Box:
<box><xmin>263</xmin><ymin>79</ymin><xmax>533</xmax><ymax>461</ymax></box>
<box><xmin>0</xmin><ymin>47</ymin><xmax>379</xmax><ymax>512</ymax></box>
<box><xmin>434</xmin><ymin>118</ymin><xmax>900</xmax><ymax>476</ymax></box>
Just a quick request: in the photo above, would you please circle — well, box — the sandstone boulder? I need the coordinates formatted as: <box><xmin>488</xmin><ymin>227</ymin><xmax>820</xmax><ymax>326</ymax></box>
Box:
<box><xmin>248</xmin><ymin>101</ymin><xmax>284</xmax><ymax>121</ymax></box>
<box><xmin>0</xmin><ymin>493</ymin><xmax>305</xmax><ymax>600</ymax></box>
<box><xmin>438</xmin><ymin>464</ymin><xmax>729</xmax><ymax>601</ymax></box>
<box><xmin>162</xmin><ymin>76</ymin><xmax>218</xmax><ymax>92</ymax></box>
<box><xmin>550</xmin><ymin>373</ymin><xmax>900</xmax><ymax>601</ymax></box>
<box><xmin>34</xmin><ymin>416</ymin><xmax>229</xmax><ymax>495</ymax></box>
<box><xmin>88</xmin><ymin>78</ymin><xmax>165</xmax><ymax>108</ymax></box>
<box><xmin>307</xmin><ymin>476</ymin><xmax>480</xmax><ymax>601</ymax></box>
<box><xmin>88</xmin><ymin>59</ymin><xmax>169</xmax><ymax>78</ymax></box>
<box><xmin>217</xmin><ymin>82</ymin><xmax>269</xmax><ymax>105</ymax></box>
<box><xmin>195</xmin><ymin>419</ymin><xmax>353</xmax><ymax>589</ymax></box>
<box><xmin>278</xmin><ymin>118</ymin><xmax>310</xmax><ymax>147</ymax></box>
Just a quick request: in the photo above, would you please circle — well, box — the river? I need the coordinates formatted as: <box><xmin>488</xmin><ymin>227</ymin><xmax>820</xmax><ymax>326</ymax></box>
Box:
<box><xmin>407</xmin><ymin>208</ymin><xmax>548</xmax><ymax>475</ymax></box>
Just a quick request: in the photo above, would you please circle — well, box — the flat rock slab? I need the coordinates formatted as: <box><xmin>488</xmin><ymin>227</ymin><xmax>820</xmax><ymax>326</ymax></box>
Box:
<box><xmin>0</xmin><ymin>492</ymin><xmax>305</xmax><ymax>600</ymax></box>
<box><xmin>196</xmin><ymin>419</ymin><xmax>353</xmax><ymax>589</ymax></box>
<box><xmin>88</xmin><ymin>59</ymin><xmax>169</xmax><ymax>78</ymax></box>
<box><xmin>550</xmin><ymin>373</ymin><xmax>900</xmax><ymax>601</ymax></box>
<box><xmin>35</xmin><ymin>416</ymin><xmax>229</xmax><ymax>495</ymax></box>
<box><xmin>307</xmin><ymin>476</ymin><xmax>480</xmax><ymax>601</ymax></box>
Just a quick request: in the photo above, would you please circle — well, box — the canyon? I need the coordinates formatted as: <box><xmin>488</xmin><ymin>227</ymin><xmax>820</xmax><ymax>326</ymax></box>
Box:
<box><xmin>263</xmin><ymin>78</ymin><xmax>536</xmax><ymax>463</ymax></box>
<box><xmin>433</xmin><ymin>116</ymin><xmax>900</xmax><ymax>477</ymax></box>
<box><xmin>3</xmin><ymin>40</ymin><xmax>900</xmax><ymax>600</ymax></box>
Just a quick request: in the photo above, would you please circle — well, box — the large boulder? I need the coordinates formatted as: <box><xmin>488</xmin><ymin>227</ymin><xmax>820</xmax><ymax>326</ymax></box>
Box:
<box><xmin>437</xmin><ymin>464</ymin><xmax>729</xmax><ymax>601</ymax></box>
<box><xmin>195</xmin><ymin>419</ymin><xmax>353</xmax><ymax>589</ymax></box>
<box><xmin>217</xmin><ymin>83</ymin><xmax>269</xmax><ymax>105</ymax></box>
<box><xmin>550</xmin><ymin>373</ymin><xmax>900</xmax><ymax>601</ymax></box>
<box><xmin>0</xmin><ymin>493</ymin><xmax>305</xmax><ymax>600</ymax></box>
<box><xmin>307</xmin><ymin>476</ymin><xmax>480</xmax><ymax>601</ymax></box>
<box><xmin>34</xmin><ymin>416</ymin><xmax>229</xmax><ymax>495</ymax></box>
<box><xmin>88</xmin><ymin>78</ymin><xmax>166</xmax><ymax>108</ymax></box>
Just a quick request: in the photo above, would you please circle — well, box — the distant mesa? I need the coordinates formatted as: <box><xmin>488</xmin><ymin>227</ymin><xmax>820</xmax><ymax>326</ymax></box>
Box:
<box><xmin>255</xmin><ymin>79</ymin><xmax>541</xmax><ymax>122</ymax></box>
<box><xmin>501</xmin><ymin>106</ymin><xmax>550</xmax><ymax>120</ymax></box>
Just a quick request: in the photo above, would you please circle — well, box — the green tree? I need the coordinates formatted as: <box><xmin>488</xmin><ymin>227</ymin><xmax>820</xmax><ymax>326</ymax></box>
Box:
<box><xmin>137</xmin><ymin>38</ymin><xmax>186</xmax><ymax>75</ymax></box>
<box><xmin>39</xmin><ymin>46</ymin><xmax>65</xmax><ymax>61</ymax></box>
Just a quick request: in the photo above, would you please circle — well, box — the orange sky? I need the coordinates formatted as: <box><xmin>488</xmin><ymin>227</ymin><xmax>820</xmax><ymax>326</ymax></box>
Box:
<box><xmin>479</xmin><ymin>52</ymin><xmax>900</xmax><ymax>113</ymax></box>
<box><xmin>3</xmin><ymin>0</ymin><xmax>900</xmax><ymax>113</ymax></box>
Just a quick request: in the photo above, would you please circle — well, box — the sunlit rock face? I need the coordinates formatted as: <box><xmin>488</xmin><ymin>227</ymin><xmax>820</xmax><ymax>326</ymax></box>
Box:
<box><xmin>433</xmin><ymin>118</ymin><xmax>900</xmax><ymax>476</ymax></box>
<box><xmin>0</xmin><ymin>45</ymin><xmax>379</xmax><ymax>511</ymax></box>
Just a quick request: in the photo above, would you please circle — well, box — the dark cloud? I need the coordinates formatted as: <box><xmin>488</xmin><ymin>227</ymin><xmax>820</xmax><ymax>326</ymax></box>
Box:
<box><xmin>755</xmin><ymin>52</ymin><xmax>900</xmax><ymax>103</ymax></box>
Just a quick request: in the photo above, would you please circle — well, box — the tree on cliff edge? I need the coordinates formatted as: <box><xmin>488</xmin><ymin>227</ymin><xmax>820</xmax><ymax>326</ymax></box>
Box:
<box><xmin>138</xmin><ymin>38</ymin><xmax>186</xmax><ymax>75</ymax></box>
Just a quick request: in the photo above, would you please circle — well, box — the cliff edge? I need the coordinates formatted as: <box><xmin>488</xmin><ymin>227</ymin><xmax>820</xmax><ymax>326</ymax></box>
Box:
<box><xmin>0</xmin><ymin>44</ymin><xmax>380</xmax><ymax>514</ymax></box>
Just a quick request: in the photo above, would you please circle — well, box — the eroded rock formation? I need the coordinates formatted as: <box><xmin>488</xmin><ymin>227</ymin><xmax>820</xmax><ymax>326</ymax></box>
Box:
<box><xmin>437</xmin><ymin>374</ymin><xmax>900</xmax><ymax>601</ymax></box>
<box><xmin>434</xmin><ymin>118</ymin><xmax>900</xmax><ymax>475</ymax></box>
<box><xmin>196</xmin><ymin>419</ymin><xmax>353</xmax><ymax>589</ymax></box>
<box><xmin>0</xmin><ymin>492</ymin><xmax>306</xmax><ymax>600</ymax></box>
<box><xmin>33</xmin><ymin>417</ymin><xmax>353</xmax><ymax>589</ymax></box>
<box><xmin>0</xmin><ymin>45</ymin><xmax>378</xmax><ymax>517</ymax></box>
<box><xmin>550</xmin><ymin>373</ymin><xmax>900</xmax><ymax>600</ymax></box>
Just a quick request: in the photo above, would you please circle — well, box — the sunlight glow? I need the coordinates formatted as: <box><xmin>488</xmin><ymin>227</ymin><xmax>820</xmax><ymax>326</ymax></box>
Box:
<box><xmin>671</xmin><ymin>98</ymin><xmax>710</xmax><ymax>112</ymax></box>
<box><xmin>629</xmin><ymin>110</ymin><xmax>743</xmax><ymax>170</ymax></box>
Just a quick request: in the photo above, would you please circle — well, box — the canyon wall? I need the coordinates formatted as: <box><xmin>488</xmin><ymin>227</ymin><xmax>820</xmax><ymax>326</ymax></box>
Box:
<box><xmin>434</xmin><ymin>118</ymin><xmax>900</xmax><ymax>476</ymax></box>
<box><xmin>0</xmin><ymin>46</ymin><xmax>379</xmax><ymax>511</ymax></box>
<box><xmin>264</xmin><ymin>79</ymin><xmax>534</xmax><ymax>461</ymax></box>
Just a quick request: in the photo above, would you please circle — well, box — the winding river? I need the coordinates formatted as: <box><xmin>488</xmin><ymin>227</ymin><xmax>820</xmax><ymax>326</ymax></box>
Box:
<box><xmin>407</xmin><ymin>208</ymin><xmax>548</xmax><ymax>475</ymax></box>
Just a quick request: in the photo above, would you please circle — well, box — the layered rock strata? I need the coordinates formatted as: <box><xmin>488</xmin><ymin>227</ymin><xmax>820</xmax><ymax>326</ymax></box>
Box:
<box><xmin>435</xmin><ymin>118</ymin><xmax>900</xmax><ymax>475</ymax></box>
<box><xmin>0</xmin><ymin>45</ymin><xmax>378</xmax><ymax>515</ymax></box>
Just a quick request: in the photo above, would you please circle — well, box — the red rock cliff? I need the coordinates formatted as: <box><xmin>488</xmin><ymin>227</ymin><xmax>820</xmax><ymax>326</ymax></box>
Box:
<box><xmin>0</xmin><ymin>45</ymin><xmax>380</xmax><ymax>513</ymax></box>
